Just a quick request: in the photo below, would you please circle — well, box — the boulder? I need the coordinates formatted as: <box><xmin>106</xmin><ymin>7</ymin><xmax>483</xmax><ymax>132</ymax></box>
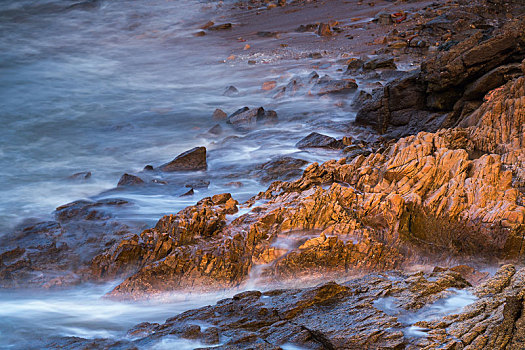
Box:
<box><xmin>295</xmin><ymin>132</ymin><xmax>342</xmax><ymax>149</ymax></box>
<box><xmin>159</xmin><ymin>147</ymin><xmax>207</xmax><ymax>172</ymax></box>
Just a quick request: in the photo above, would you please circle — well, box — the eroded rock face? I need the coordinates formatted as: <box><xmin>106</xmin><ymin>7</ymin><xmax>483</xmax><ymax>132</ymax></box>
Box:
<box><xmin>88</xmin><ymin>76</ymin><xmax>524</xmax><ymax>299</ymax></box>
<box><xmin>355</xmin><ymin>10</ymin><xmax>525</xmax><ymax>137</ymax></box>
<box><xmin>50</xmin><ymin>265</ymin><xmax>525</xmax><ymax>350</ymax></box>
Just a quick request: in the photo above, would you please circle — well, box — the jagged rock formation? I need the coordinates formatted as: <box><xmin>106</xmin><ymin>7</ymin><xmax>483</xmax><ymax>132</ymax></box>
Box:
<box><xmin>87</xmin><ymin>75</ymin><xmax>524</xmax><ymax>299</ymax></box>
<box><xmin>49</xmin><ymin>265</ymin><xmax>525</xmax><ymax>349</ymax></box>
<box><xmin>355</xmin><ymin>7</ymin><xmax>525</xmax><ymax>138</ymax></box>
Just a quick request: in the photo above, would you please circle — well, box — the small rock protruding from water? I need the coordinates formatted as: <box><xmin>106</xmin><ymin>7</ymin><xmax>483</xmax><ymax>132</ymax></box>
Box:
<box><xmin>208</xmin><ymin>124</ymin><xmax>223</xmax><ymax>135</ymax></box>
<box><xmin>180</xmin><ymin>188</ymin><xmax>194</xmax><ymax>197</ymax></box>
<box><xmin>227</xmin><ymin>107</ymin><xmax>277</xmax><ymax>131</ymax></box>
<box><xmin>208</xmin><ymin>23</ymin><xmax>232</xmax><ymax>31</ymax></box>
<box><xmin>212</xmin><ymin>108</ymin><xmax>227</xmax><ymax>121</ymax></box>
<box><xmin>317</xmin><ymin>23</ymin><xmax>332</xmax><ymax>36</ymax></box>
<box><xmin>159</xmin><ymin>147</ymin><xmax>207</xmax><ymax>172</ymax></box>
<box><xmin>117</xmin><ymin>173</ymin><xmax>145</xmax><ymax>187</ymax></box>
<box><xmin>68</xmin><ymin>171</ymin><xmax>92</xmax><ymax>181</ymax></box>
<box><xmin>223</xmin><ymin>85</ymin><xmax>239</xmax><ymax>96</ymax></box>
<box><xmin>296</xmin><ymin>132</ymin><xmax>342</xmax><ymax>149</ymax></box>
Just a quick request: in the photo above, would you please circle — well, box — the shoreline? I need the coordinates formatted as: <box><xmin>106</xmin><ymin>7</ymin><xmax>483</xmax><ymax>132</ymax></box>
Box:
<box><xmin>1</xmin><ymin>0</ymin><xmax>525</xmax><ymax>348</ymax></box>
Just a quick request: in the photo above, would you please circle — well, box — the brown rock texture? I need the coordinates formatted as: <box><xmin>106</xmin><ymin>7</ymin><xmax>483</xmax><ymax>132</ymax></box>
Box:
<box><xmin>49</xmin><ymin>265</ymin><xmax>525</xmax><ymax>350</ymax></box>
<box><xmin>88</xmin><ymin>76</ymin><xmax>525</xmax><ymax>299</ymax></box>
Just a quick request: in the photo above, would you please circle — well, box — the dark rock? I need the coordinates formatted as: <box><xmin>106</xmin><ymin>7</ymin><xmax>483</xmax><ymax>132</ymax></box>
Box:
<box><xmin>208</xmin><ymin>23</ymin><xmax>232</xmax><ymax>31</ymax></box>
<box><xmin>223</xmin><ymin>86</ymin><xmax>239</xmax><ymax>96</ymax></box>
<box><xmin>212</xmin><ymin>108</ymin><xmax>227</xmax><ymax>121</ymax></box>
<box><xmin>257</xmin><ymin>31</ymin><xmax>280</xmax><ymax>38</ymax></box>
<box><xmin>117</xmin><ymin>174</ymin><xmax>145</xmax><ymax>187</ymax></box>
<box><xmin>143</xmin><ymin>165</ymin><xmax>154</xmax><ymax>171</ymax></box>
<box><xmin>463</xmin><ymin>63</ymin><xmax>522</xmax><ymax>100</ymax></box>
<box><xmin>363</xmin><ymin>56</ymin><xmax>396</xmax><ymax>70</ymax></box>
<box><xmin>68</xmin><ymin>171</ymin><xmax>91</xmax><ymax>181</ymax></box>
<box><xmin>159</xmin><ymin>147</ymin><xmax>207</xmax><ymax>172</ymax></box>
<box><xmin>208</xmin><ymin>124</ymin><xmax>223</xmax><ymax>135</ymax></box>
<box><xmin>180</xmin><ymin>188</ymin><xmax>194</xmax><ymax>197</ymax></box>
<box><xmin>315</xmin><ymin>76</ymin><xmax>358</xmax><ymax>95</ymax></box>
<box><xmin>227</xmin><ymin>107</ymin><xmax>277</xmax><ymax>131</ymax></box>
<box><xmin>376</xmin><ymin>12</ymin><xmax>392</xmax><ymax>25</ymax></box>
<box><xmin>185</xmin><ymin>179</ymin><xmax>210</xmax><ymax>189</ymax></box>
<box><xmin>296</xmin><ymin>132</ymin><xmax>342</xmax><ymax>149</ymax></box>
<box><xmin>308</xmin><ymin>71</ymin><xmax>320</xmax><ymax>83</ymax></box>
<box><xmin>345</xmin><ymin>58</ymin><xmax>364</xmax><ymax>72</ymax></box>
<box><xmin>296</xmin><ymin>24</ymin><xmax>318</xmax><ymax>32</ymax></box>
<box><xmin>256</xmin><ymin>156</ymin><xmax>309</xmax><ymax>183</ymax></box>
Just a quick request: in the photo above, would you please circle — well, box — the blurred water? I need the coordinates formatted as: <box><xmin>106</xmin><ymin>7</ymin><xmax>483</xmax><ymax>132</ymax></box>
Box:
<box><xmin>0</xmin><ymin>0</ymin><xmax>359</xmax><ymax>347</ymax></box>
<box><xmin>0</xmin><ymin>0</ymin><xmax>355</xmax><ymax>233</ymax></box>
<box><xmin>0</xmin><ymin>283</ymin><xmax>230</xmax><ymax>349</ymax></box>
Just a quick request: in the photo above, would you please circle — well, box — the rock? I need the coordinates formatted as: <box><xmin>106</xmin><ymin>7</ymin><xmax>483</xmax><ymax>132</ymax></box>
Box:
<box><xmin>180</xmin><ymin>188</ymin><xmax>194</xmax><ymax>197</ymax></box>
<box><xmin>261</xmin><ymin>81</ymin><xmax>277</xmax><ymax>91</ymax></box>
<box><xmin>345</xmin><ymin>57</ymin><xmax>364</xmax><ymax>72</ymax></box>
<box><xmin>208</xmin><ymin>124</ymin><xmax>223</xmax><ymax>135</ymax></box>
<box><xmin>68</xmin><ymin>171</ymin><xmax>91</xmax><ymax>181</ymax></box>
<box><xmin>185</xmin><ymin>179</ymin><xmax>210</xmax><ymax>189</ymax></box>
<box><xmin>314</xmin><ymin>76</ymin><xmax>358</xmax><ymax>95</ymax></box>
<box><xmin>143</xmin><ymin>165</ymin><xmax>154</xmax><ymax>171</ymax></box>
<box><xmin>212</xmin><ymin>108</ymin><xmax>227</xmax><ymax>121</ymax></box>
<box><xmin>223</xmin><ymin>85</ymin><xmax>239</xmax><ymax>96</ymax></box>
<box><xmin>376</xmin><ymin>13</ymin><xmax>392</xmax><ymax>25</ymax></box>
<box><xmin>208</xmin><ymin>23</ymin><xmax>232</xmax><ymax>30</ymax></box>
<box><xmin>67</xmin><ymin>266</ymin><xmax>525</xmax><ymax>350</ymax></box>
<box><xmin>0</xmin><ymin>198</ymin><xmax>135</xmax><ymax>289</ymax></box>
<box><xmin>363</xmin><ymin>56</ymin><xmax>396</xmax><ymax>70</ymax></box>
<box><xmin>117</xmin><ymin>173</ymin><xmax>145</xmax><ymax>187</ymax></box>
<box><xmin>463</xmin><ymin>63</ymin><xmax>522</xmax><ymax>100</ymax></box>
<box><xmin>257</xmin><ymin>31</ymin><xmax>280</xmax><ymax>38</ymax></box>
<box><xmin>256</xmin><ymin>156</ymin><xmax>309</xmax><ymax>183</ymax></box>
<box><xmin>317</xmin><ymin>23</ymin><xmax>332</xmax><ymax>36</ymax></box>
<box><xmin>296</xmin><ymin>24</ymin><xmax>318</xmax><ymax>32</ymax></box>
<box><xmin>227</xmin><ymin>107</ymin><xmax>278</xmax><ymax>131</ymax></box>
<box><xmin>159</xmin><ymin>147</ymin><xmax>207</xmax><ymax>172</ymax></box>
<box><xmin>296</xmin><ymin>132</ymin><xmax>342</xmax><ymax>149</ymax></box>
<box><xmin>80</xmin><ymin>79</ymin><xmax>525</xmax><ymax>299</ymax></box>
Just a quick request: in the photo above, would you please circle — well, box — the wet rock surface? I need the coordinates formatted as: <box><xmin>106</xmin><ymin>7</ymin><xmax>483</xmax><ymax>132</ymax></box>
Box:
<box><xmin>84</xmin><ymin>75</ymin><xmax>525</xmax><ymax>299</ymax></box>
<box><xmin>158</xmin><ymin>146</ymin><xmax>207</xmax><ymax>172</ymax></box>
<box><xmin>0</xmin><ymin>199</ymin><xmax>138</xmax><ymax>288</ymax></box>
<box><xmin>50</xmin><ymin>265</ymin><xmax>525</xmax><ymax>349</ymax></box>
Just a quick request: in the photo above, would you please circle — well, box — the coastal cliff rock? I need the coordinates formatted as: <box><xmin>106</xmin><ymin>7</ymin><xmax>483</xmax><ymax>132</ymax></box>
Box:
<box><xmin>355</xmin><ymin>9</ymin><xmax>525</xmax><ymax>137</ymax></box>
<box><xmin>88</xmin><ymin>76</ymin><xmax>525</xmax><ymax>298</ymax></box>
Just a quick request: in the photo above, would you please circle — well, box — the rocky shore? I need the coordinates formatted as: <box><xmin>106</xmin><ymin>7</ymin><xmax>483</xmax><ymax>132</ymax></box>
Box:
<box><xmin>1</xmin><ymin>0</ymin><xmax>525</xmax><ymax>348</ymax></box>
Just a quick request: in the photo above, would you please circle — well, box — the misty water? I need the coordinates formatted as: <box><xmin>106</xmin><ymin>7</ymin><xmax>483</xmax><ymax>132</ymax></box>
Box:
<box><xmin>0</xmin><ymin>0</ymin><xmax>365</xmax><ymax>347</ymax></box>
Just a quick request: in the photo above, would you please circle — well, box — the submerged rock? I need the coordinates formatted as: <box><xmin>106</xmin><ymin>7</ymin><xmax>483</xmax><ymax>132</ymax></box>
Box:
<box><xmin>158</xmin><ymin>146</ymin><xmax>207</xmax><ymax>172</ymax></box>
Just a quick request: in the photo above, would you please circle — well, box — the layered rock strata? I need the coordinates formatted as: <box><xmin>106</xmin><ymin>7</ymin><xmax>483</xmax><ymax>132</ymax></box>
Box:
<box><xmin>88</xmin><ymin>76</ymin><xmax>524</xmax><ymax>298</ymax></box>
